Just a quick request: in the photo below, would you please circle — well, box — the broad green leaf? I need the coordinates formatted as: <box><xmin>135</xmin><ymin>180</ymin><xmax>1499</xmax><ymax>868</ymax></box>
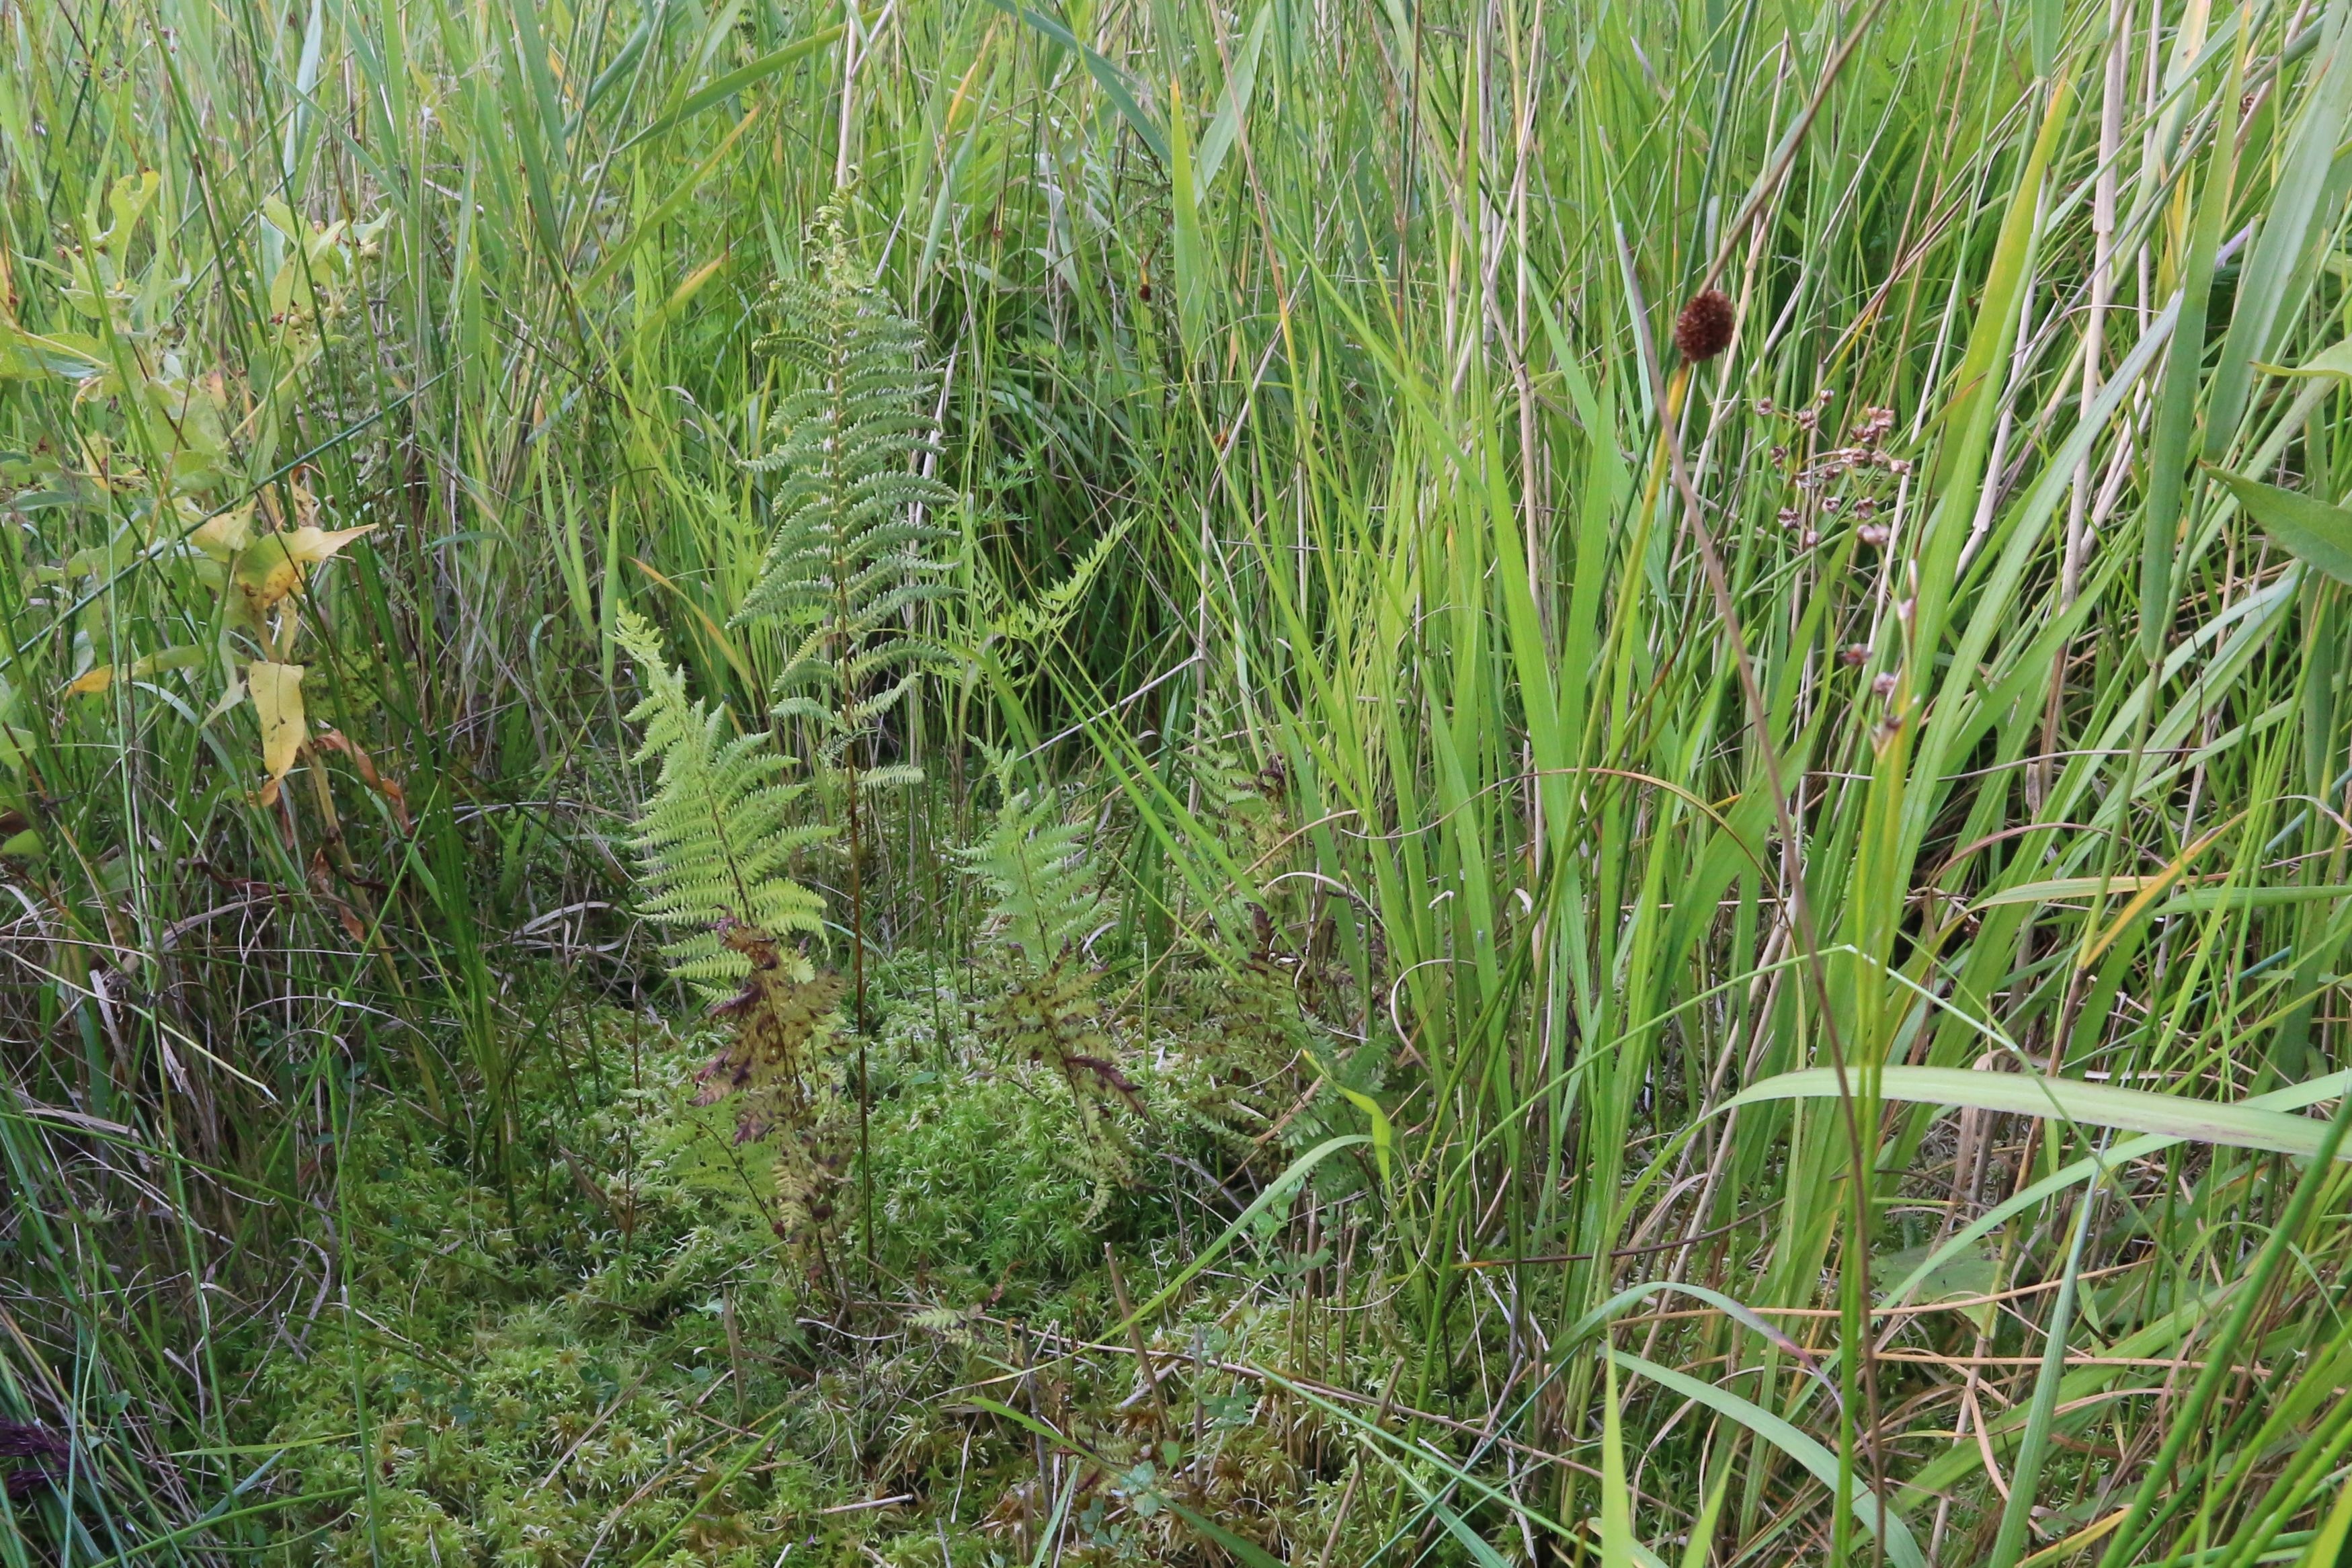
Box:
<box><xmin>1195</xmin><ymin>3</ymin><xmax>1270</xmax><ymax>190</ymax></box>
<box><xmin>587</xmin><ymin>106</ymin><xmax>762</xmax><ymax>295</ymax></box>
<box><xmin>1873</xmin><ymin>1240</ymin><xmax>1998</xmax><ymax>1331</ymax></box>
<box><xmin>1168</xmin><ymin>75</ymin><xmax>1208</xmax><ymax>357</ymax></box>
<box><xmin>1728</xmin><ymin>1066</ymin><xmax>2349</xmax><ymax>1161</ymax></box>
<box><xmin>1974</xmin><ymin>874</ymin><xmax>2176</xmax><ymax>907</ymax></box>
<box><xmin>1917</xmin><ymin>69</ymin><xmax>2073</xmax><ymax>659</ymax></box>
<box><xmin>1680</xmin><ymin>1463</ymin><xmax>1734</xmax><ymax>1568</ymax></box>
<box><xmin>2208</xmin><ymin>468</ymin><xmax>2352</xmax><ymax>585</ymax></box>
<box><xmin>2144</xmin><ymin>35</ymin><xmax>2243</xmax><ymax>656</ymax></box>
<box><xmin>1600</xmin><ymin>1354</ymin><xmax>1636</xmax><ymax>1568</ymax></box>
<box><xmin>2204</xmin><ymin>13</ymin><xmax>2352</xmax><ymax>459</ymax></box>
<box><xmin>608</xmin><ymin>25</ymin><xmax>846</xmax><ymax>157</ymax></box>
<box><xmin>2253</xmin><ymin>337</ymin><xmax>2352</xmax><ymax>382</ymax></box>
<box><xmin>1884</xmin><ymin>1069</ymin><xmax>2352</xmax><ymax>1307</ymax></box>
<box><xmin>1972</xmin><ymin>875</ymin><xmax>2352</xmax><ymax>915</ymax></box>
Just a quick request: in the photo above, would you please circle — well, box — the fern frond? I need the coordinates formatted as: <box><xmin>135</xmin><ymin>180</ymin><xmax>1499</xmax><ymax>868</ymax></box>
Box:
<box><xmin>979</xmin><ymin>950</ymin><xmax>1135</xmax><ymax>1224</ymax></box>
<box><xmin>733</xmin><ymin>208</ymin><xmax>960</xmax><ymax>779</ymax></box>
<box><xmin>959</xmin><ymin>782</ymin><xmax>1133</xmax><ymax>1222</ymax></box>
<box><xmin>1164</xmin><ymin>731</ymin><xmax>1294</xmax><ymax>952</ymax></box>
<box><xmin>959</xmin><ymin>784</ymin><xmax>1105</xmax><ymax>970</ymax></box>
<box><xmin>856</xmin><ymin>762</ymin><xmax>926</xmax><ymax>792</ymax></box>
<box><xmin>983</xmin><ymin>514</ymin><xmax>1137</xmax><ymax>653</ymax></box>
<box><xmin>614</xmin><ymin>608</ymin><xmax>830</xmax><ymax>998</ymax></box>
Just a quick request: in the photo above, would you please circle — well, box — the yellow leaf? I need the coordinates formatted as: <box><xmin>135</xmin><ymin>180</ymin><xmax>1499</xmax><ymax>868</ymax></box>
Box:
<box><xmin>2078</xmin><ymin>811</ymin><xmax>2244</xmax><ymax>969</ymax></box>
<box><xmin>280</xmin><ymin>524</ymin><xmax>376</xmax><ymax>565</ymax></box>
<box><xmin>190</xmin><ymin>504</ymin><xmax>255</xmax><ymax>560</ymax></box>
<box><xmin>71</xmin><ymin>645</ymin><xmax>209</xmax><ymax>698</ymax></box>
<box><xmin>249</xmin><ymin>661</ymin><xmax>307</xmax><ymax>804</ymax></box>
<box><xmin>235</xmin><ymin>552</ymin><xmax>302</xmax><ymax>613</ymax></box>
<box><xmin>233</xmin><ymin>524</ymin><xmax>376</xmax><ymax>611</ymax></box>
<box><xmin>1337</xmin><ymin>1086</ymin><xmax>1393</xmax><ymax>1186</ymax></box>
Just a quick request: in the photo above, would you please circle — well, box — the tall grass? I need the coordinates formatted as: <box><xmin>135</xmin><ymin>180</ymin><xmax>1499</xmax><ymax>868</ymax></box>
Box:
<box><xmin>6</xmin><ymin>0</ymin><xmax>2352</xmax><ymax>1561</ymax></box>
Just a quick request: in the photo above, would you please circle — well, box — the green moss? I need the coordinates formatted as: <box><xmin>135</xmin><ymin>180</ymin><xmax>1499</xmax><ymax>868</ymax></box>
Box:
<box><xmin>255</xmin><ymin>1020</ymin><xmax>839</xmax><ymax>1567</ymax></box>
<box><xmin>244</xmin><ymin>958</ymin><xmax>1373</xmax><ymax>1568</ymax></box>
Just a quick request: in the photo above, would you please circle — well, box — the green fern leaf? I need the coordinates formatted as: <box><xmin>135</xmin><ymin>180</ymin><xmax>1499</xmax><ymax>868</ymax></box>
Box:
<box><xmin>613</xmin><ymin>608</ymin><xmax>829</xmax><ymax>998</ymax></box>
<box><xmin>959</xmin><ymin>783</ymin><xmax>1106</xmax><ymax>970</ymax></box>
<box><xmin>734</xmin><ymin>208</ymin><xmax>960</xmax><ymax>777</ymax></box>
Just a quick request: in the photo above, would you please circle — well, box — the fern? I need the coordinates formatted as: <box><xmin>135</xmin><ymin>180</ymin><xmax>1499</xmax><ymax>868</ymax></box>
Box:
<box><xmin>967</xmin><ymin>513</ymin><xmax>1135</xmax><ymax>678</ymax></box>
<box><xmin>1169</xmin><ymin>730</ymin><xmax>1291</xmax><ymax>952</ymax></box>
<box><xmin>698</xmin><ymin>923</ymin><xmax>852</xmax><ymax>1259</ymax></box>
<box><xmin>613</xmin><ymin>608</ymin><xmax>829</xmax><ymax>999</ymax></box>
<box><xmin>957</xmin><ymin>782</ymin><xmax>1104</xmax><ymax>969</ymax></box>
<box><xmin>617</xmin><ymin>610</ymin><xmax>851</xmax><ymax>1264</ymax></box>
<box><xmin>733</xmin><ymin>209</ymin><xmax>961</xmax><ymax>1271</ymax></box>
<box><xmin>961</xmin><ymin>778</ymin><xmax>1133</xmax><ymax>1221</ymax></box>
<box><xmin>736</xmin><ymin>208</ymin><xmax>958</xmax><ymax>773</ymax></box>
<box><xmin>979</xmin><ymin>952</ymin><xmax>1137</xmax><ymax>1224</ymax></box>
<box><xmin>1153</xmin><ymin>914</ymin><xmax>1320</xmax><ymax>1154</ymax></box>
<box><xmin>694</xmin><ymin>924</ymin><xmax>848</xmax><ymax>1137</ymax></box>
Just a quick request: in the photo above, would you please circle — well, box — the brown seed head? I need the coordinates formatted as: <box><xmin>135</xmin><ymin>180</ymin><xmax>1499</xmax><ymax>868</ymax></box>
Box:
<box><xmin>1673</xmin><ymin>288</ymin><xmax>1735</xmax><ymax>362</ymax></box>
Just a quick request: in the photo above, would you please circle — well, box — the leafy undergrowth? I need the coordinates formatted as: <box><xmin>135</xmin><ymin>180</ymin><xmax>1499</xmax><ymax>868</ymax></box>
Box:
<box><xmin>249</xmin><ymin>968</ymin><xmax>1398</xmax><ymax>1568</ymax></box>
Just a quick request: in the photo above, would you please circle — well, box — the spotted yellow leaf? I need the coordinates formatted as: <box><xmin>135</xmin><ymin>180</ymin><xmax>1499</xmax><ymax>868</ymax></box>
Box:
<box><xmin>248</xmin><ymin>661</ymin><xmax>307</xmax><ymax>804</ymax></box>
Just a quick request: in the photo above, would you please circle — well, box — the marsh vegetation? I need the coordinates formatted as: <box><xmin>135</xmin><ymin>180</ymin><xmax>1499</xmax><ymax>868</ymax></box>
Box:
<box><xmin>7</xmin><ymin>0</ymin><xmax>2352</xmax><ymax>1563</ymax></box>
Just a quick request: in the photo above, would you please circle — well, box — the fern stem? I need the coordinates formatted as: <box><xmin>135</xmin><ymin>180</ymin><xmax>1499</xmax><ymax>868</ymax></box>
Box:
<box><xmin>836</xmin><ymin>448</ymin><xmax>875</xmax><ymax>1284</ymax></box>
<box><xmin>848</xmin><ymin>747</ymin><xmax>873</xmax><ymax>1283</ymax></box>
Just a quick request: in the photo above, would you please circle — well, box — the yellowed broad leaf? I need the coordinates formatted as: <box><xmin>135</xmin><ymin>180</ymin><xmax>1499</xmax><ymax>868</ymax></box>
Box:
<box><xmin>233</xmin><ymin>524</ymin><xmax>378</xmax><ymax>612</ymax></box>
<box><xmin>282</xmin><ymin>523</ymin><xmax>374</xmax><ymax>565</ymax></box>
<box><xmin>235</xmin><ymin>552</ymin><xmax>300</xmax><ymax>612</ymax></box>
<box><xmin>65</xmin><ymin>646</ymin><xmax>205</xmax><ymax>698</ymax></box>
<box><xmin>190</xmin><ymin>505</ymin><xmax>255</xmax><ymax>560</ymax></box>
<box><xmin>248</xmin><ymin>660</ymin><xmax>307</xmax><ymax>804</ymax></box>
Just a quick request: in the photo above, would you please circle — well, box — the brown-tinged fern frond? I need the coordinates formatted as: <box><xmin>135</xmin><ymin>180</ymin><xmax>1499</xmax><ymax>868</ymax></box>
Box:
<box><xmin>697</xmin><ymin>922</ymin><xmax>852</xmax><ymax>1257</ymax></box>
<box><xmin>977</xmin><ymin>947</ymin><xmax>1137</xmax><ymax>1224</ymax></box>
